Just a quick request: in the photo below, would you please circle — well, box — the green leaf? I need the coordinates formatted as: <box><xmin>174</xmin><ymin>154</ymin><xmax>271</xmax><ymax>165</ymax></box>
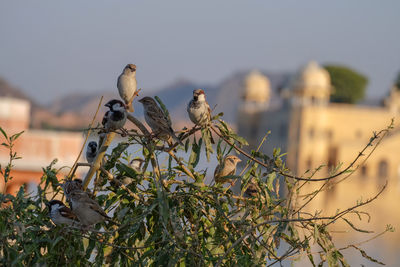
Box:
<box><xmin>116</xmin><ymin>163</ymin><xmax>138</xmax><ymax>178</ymax></box>
<box><xmin>202</xmin><ymin>128</ymin><xmax>214</xmax><ymax>161</ymax></box>
<box><xmin>154</xmin><ymin>96</ymin><xmax>171</xmax><ymax>125</ymax></box>
<box><xmin>0</xmin><ymin>127</ymin><xmax>7</xmax><ymax>139</ymax></box>
<box><xmin>188</xmin><ymin>138</ymin><xmax>201</xmax><ymax>169</ymax></box>
<box><xmin>10</xmin><ymin>131</ymin><xmax>24</xmax><ymax>142</ymax></box>
<box><xmin>266</xmin><ymin>172</ymin><xmax>276</xmax><ymax>192</ymax></box>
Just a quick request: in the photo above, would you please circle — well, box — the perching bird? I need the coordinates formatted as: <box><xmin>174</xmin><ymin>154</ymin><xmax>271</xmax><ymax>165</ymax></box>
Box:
<box><xmin>110</xmin><ymin>158</ymin><xmax>144</xmax><ymax>187</ymax></box>
<box><xmin>62</xmin><ymin>179</ymin><xmax>83</xmax><ymax>198</ymax></box>
<box><xmin>243</xmin><ymin>183</ymin><xmax>258</xmax><ymax>198</ymax></box>
<box><xmin>214</xmin><ymin>155</ymin><xmax>242</xmax><ymax>184</ymax></box>
<box><xmin>138</xmin><ymin>96</ymin><xmax>183</xmax><ymax>145</ymax></box>
<box><xmin>117</xmin><ymin>64</ymin><xmax>137</xmax><ymax>112</ymax></box>
<box><xmin>187</xmin><ymin>89</ymin><xmax>212</xmax><ymax>127</ymax></box>
<box><xmin>69</xmin><ymin>190</ymin><xmax>117</xmax><ymax>227</ymax></box>
<box><xmin>102</xmin><ymin>99</ymin><xmax>127</xmax><ymax>131</ymax></box>
<box><xmin>85</xmin><ymin>141</ymin><xmax>98</xmax><ymax>164</ymax></box>
<box><xmin>128</xmin><ymin>158</ymin><xmax>143</xmax><ymax>174</ymax></box>
<box><xmin>62</xmin><ymin>178</ymin><xmax>84</xmax><ymax>207</ymax></box>
<box><xmin>47</xmin><ymin>200</ymin><xmax>79</xmax><ymax>226</ymax></box>
<box><xmin>187</xmin><ymin>89</ymin><xmax>215</xmax><ymax>144</ymax></box>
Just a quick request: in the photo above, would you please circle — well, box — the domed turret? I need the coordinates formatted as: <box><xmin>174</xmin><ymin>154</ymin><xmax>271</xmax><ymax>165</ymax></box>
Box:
<box><xmin>292</xmin><ymin>61</ymin><xmax>331</xmax><ymax>105</ymax></box>
<box><xmin>243</xmin><ymin>70</ymin><xmax>270</xmax><ymax>103</ymax></box>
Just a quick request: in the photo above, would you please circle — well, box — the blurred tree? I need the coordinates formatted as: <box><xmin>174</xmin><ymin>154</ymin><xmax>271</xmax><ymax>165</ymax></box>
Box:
<box><xmin>324</xmin><ymin>65</ymin><xmax>368</xmax><ymax>103</ymax></box>
<box><xmin>395</xmin><ymin>71</ymin><xmax>400</xmax><ymax>89</ymax></box>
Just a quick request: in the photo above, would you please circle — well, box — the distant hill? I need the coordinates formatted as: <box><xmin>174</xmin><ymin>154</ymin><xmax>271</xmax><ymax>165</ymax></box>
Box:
<box><xmin>0</xmin><ymin>77</ymin><xmax>32</xmax><ymax>101</ymax></box>
<box><xmin>0</xmin><ymin>70</ymin><xmax>290</xmax><ymax>131</ymax></box>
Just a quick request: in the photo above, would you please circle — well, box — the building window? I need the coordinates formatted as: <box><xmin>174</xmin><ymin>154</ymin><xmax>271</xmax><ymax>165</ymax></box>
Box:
<box><xmin>327</xmin><ymin>146</ymin><xmax>338</xmax><ymax>172</ymax></box>
<box><xmin>309</xmin><ymin>127</ymin><xmax>315</xmax><ymax>139</ymax></box>
<box><xmin>306</xmin><ymin>156</ymin><xmax>312</xmax><ymax>171</ymax></box>
<box><xmin>279</xmin><ymin>123</ymin><xmax>287</xmax><ymax>137</ymax></box>
<box><xmin>250</xmin><ymin>124</ymin><xmax>258</xmax><ymax>139</ymax></box>
<box><xmin>326</xmin><ymin>130</ymin><xmax>333</xmax><ymax>141</ymax></box>
<box><xmin>311</xmin><ymin>96</ymin><xmax>316</xmax><ymax>104</ymax></box>
<box><xmin>360</xmin><ymin>165</ymin><xmax>368</xmax><ymax>177</ymax></box>
<box><xmin>378</xmin><ymin>160</ymin><xmax>388</xmax><ymax>178</ymax></box>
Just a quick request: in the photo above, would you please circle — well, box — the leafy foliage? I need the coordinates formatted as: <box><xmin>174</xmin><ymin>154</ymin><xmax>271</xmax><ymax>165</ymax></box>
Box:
<box><xmin>0</xmin><ymin>110</ymin><xmax>393</xmax><ymax>266</ymax></box>
<box><xmin>324</xmin><ymin>65</ymin><xmax>368</xmax><ymax>104</ymax></box>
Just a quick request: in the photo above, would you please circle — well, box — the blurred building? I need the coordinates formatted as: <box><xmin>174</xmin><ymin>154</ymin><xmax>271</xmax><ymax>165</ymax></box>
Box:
<box><xmin>0</xmin><ymin>97</ymin><xmax>83</xmax><ymax>194</ymax></box>
<box><xmin>237</xmin><ymin>61</ymin><xmax>400</xmax><ymax>241</ymax></box>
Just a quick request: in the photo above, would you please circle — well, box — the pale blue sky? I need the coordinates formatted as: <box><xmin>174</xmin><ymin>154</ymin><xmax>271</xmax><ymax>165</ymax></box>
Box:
<box><xmin>0</xmin><ymin>1</ymin><xmax>399</xmax><ymax>104</ymax></box>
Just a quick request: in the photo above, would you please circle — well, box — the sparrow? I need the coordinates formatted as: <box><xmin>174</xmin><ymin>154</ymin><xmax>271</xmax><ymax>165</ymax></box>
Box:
<box><xmin>47</xmin><ymin>200</ymin><xmax>79</xmax><ymax>226</ymax></box>
<box><xmin>69</xmin><ymin>190</ymin><xmax>116</xmax><ymax>227</ymax></box>
<box><xmin>187</xmin><ymin>89</ymin><xmax>215</xmax><ymax>144</ymax></box>
<box><xmin>86</xmin><ymin>141</ymin><xmax>98</xmax><ymax>164</ymax></box>
<box><xmin>62</xmin><ymin>178</ymin><xmax>84</xmax><ymax>207</ymax></box>
<box><xmin>187</xmin><ymin>89</ymin><xmax>212</xmax><ymax>127</ymax></box>
<box><xmin>102</xmin><ymin>99</ymin><xmax>127</xmax><ymax>131</ymax></box>
<box><xmin>130</xmin><ymin>158</ymin><xmax>144</xmax><ymax>173</ymax></box>
<box><xmin>214</xmin><ymin>155</ymin><xmax>242</xmax><ymax>184</ymax></box>
<box><xmin>110</xmin><ymin>158</ymin><xmax>144</xmax><ymax>187</ymax></box>
<box><xmin>62</xmin><ymin>178</ymin><xmax>83</xmax><ymax>197</ymax></box>
<box><xmin>243</xmin><ymin>183</ymin><xmax>258</xmax><ymax>198</ymax></box>
<box><xmin>117</xmin><ymin>64</ymin><xmax>137</xmax><ymax>112</ymax></box>
<box><xmin>138</xmin><ymin>96</ymin><xmax>183</xmax><ymax>146</ymax></box>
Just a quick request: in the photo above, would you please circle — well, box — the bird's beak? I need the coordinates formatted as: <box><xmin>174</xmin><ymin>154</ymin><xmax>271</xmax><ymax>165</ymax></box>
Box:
<box><xmin>138</xmin><ymin>98</ymin><xmax>143</xmax><ymax>103</ymax></box>
<box><xmin>105</xmin><ymin>103</ymin><xmax>110</xmax><ymax>108</ymax></box>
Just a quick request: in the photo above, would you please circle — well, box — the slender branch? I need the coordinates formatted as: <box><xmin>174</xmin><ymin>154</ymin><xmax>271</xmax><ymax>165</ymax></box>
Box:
<box><xmin>126</xmin><ymin>113</ymin><xmax>150</xmax><ymax>136</ymax></box>
<box><xmin>211</xmin><ymin>121</ymin><xmax>392</xmax><ymax>182</ymax></box>
<box><xmin>167</xmin><ymin>150</ymin><xmax>196</xmax><ymax>180</ymax></box>
<box><xmin>83</xmin><ymin>132</ymin><xmax>115</xmax><ymax>190</ymax></box>
<box><xmin>99</xmin><ymin>167</ymin><xmax>140</xmax><ymax>201</ymax></box>
<box><xmin>215</xmin><ymin>182</ymin><xmax>387</xmax><ymax>267</ymax></box>
<box><xmin>67</xmin><ymin>96</ymin><xmax>103</xmax><ymax>178</ymax></box>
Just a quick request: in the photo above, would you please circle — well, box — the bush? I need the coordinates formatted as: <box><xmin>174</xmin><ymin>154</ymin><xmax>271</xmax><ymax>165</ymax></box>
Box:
<box><xmin>0</xmin><ymin>100</ymin><xmax>394</xmax><ymax>266</ymax></box>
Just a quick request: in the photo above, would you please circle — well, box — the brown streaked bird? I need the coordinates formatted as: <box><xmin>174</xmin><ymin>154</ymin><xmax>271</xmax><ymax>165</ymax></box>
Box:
<box><xmin>47</xmin><ymin>200</ymin><xmax>79</xmax><ymax>226</ymax></box>
<box><xmin>214</xmin><ymin>155</ymin><xmax>242</xmax><ymax>184</ymax></box>
<box><xmin>69</xmin><ymin>190</ymin><xmax>118</xmax><ymax>227</ymax></box>
<box><xmin>138</xmin><ymin>96</ymin><xmax>183</xmax><ymax>146</ymax></box>
<box><xmin>117</xmin><ymin>64</ymin><xmax>137</xmax><ymax>112</ymax></box>
<box><xmin>111</xmin><ymin>158</ymin><xmax>145</xmax><ymax>187</ymax></box>
<box><xmin>62</xmin><ymin>179</ymin><xmax>83</xmax><ymax>197</ymax></box>
<box><xmin>187</xmin><ymin>89</ymin><xmax>212</xmax><ymax>127</ymax></box>
<box><xmin>243</xmin><ymin>183</ymin><xmax>258</xmax><ymax>198</ymax></box>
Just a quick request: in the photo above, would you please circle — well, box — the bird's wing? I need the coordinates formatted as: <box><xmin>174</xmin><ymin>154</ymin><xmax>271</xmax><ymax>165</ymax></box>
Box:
<box><xmin>147</xmin><ymin>104</ymin><xmax>172</xmax><ymax>130</ymax></box>
<box><xmin>59</xmin><ymin>206</ymin><xmax>78</xmax><ymax>220</ymax></box>
<box><xmin>206</xmin><ymin>101</ymin><xmax>212</xmax><ymax>120</ymax></box>
<box><xmin>102</xmin><ymin>111</ymin><xmax>110</xmax><ymax>126</ymax></box>
<box><xmin>81</xmin><ymin>196</ymin><xmax>110</xmax><ymax>219</ymax></box>
<box><xmin>214</xmin><ymin>163</ymin><xmax>221</xmax><ymax>179</ymax></box>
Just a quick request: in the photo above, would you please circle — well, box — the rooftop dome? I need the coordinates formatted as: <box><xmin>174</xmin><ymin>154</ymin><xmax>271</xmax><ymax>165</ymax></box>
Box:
<box><xmin>243</xmin><ymin>70</ymin><xmax>270</xmax><ymax>103</ymax></box>
<box><xmin>295</xmin><ymin>61</ymin><xmax>331</xmax><ymax>90</ymax></box>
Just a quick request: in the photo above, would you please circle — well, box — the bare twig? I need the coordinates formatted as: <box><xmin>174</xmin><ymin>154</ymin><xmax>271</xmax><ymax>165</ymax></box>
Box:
<box><xmin>67</xmin><ymin>96</ymin><xmax>103</xmax><ymax>178</ymax></box>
